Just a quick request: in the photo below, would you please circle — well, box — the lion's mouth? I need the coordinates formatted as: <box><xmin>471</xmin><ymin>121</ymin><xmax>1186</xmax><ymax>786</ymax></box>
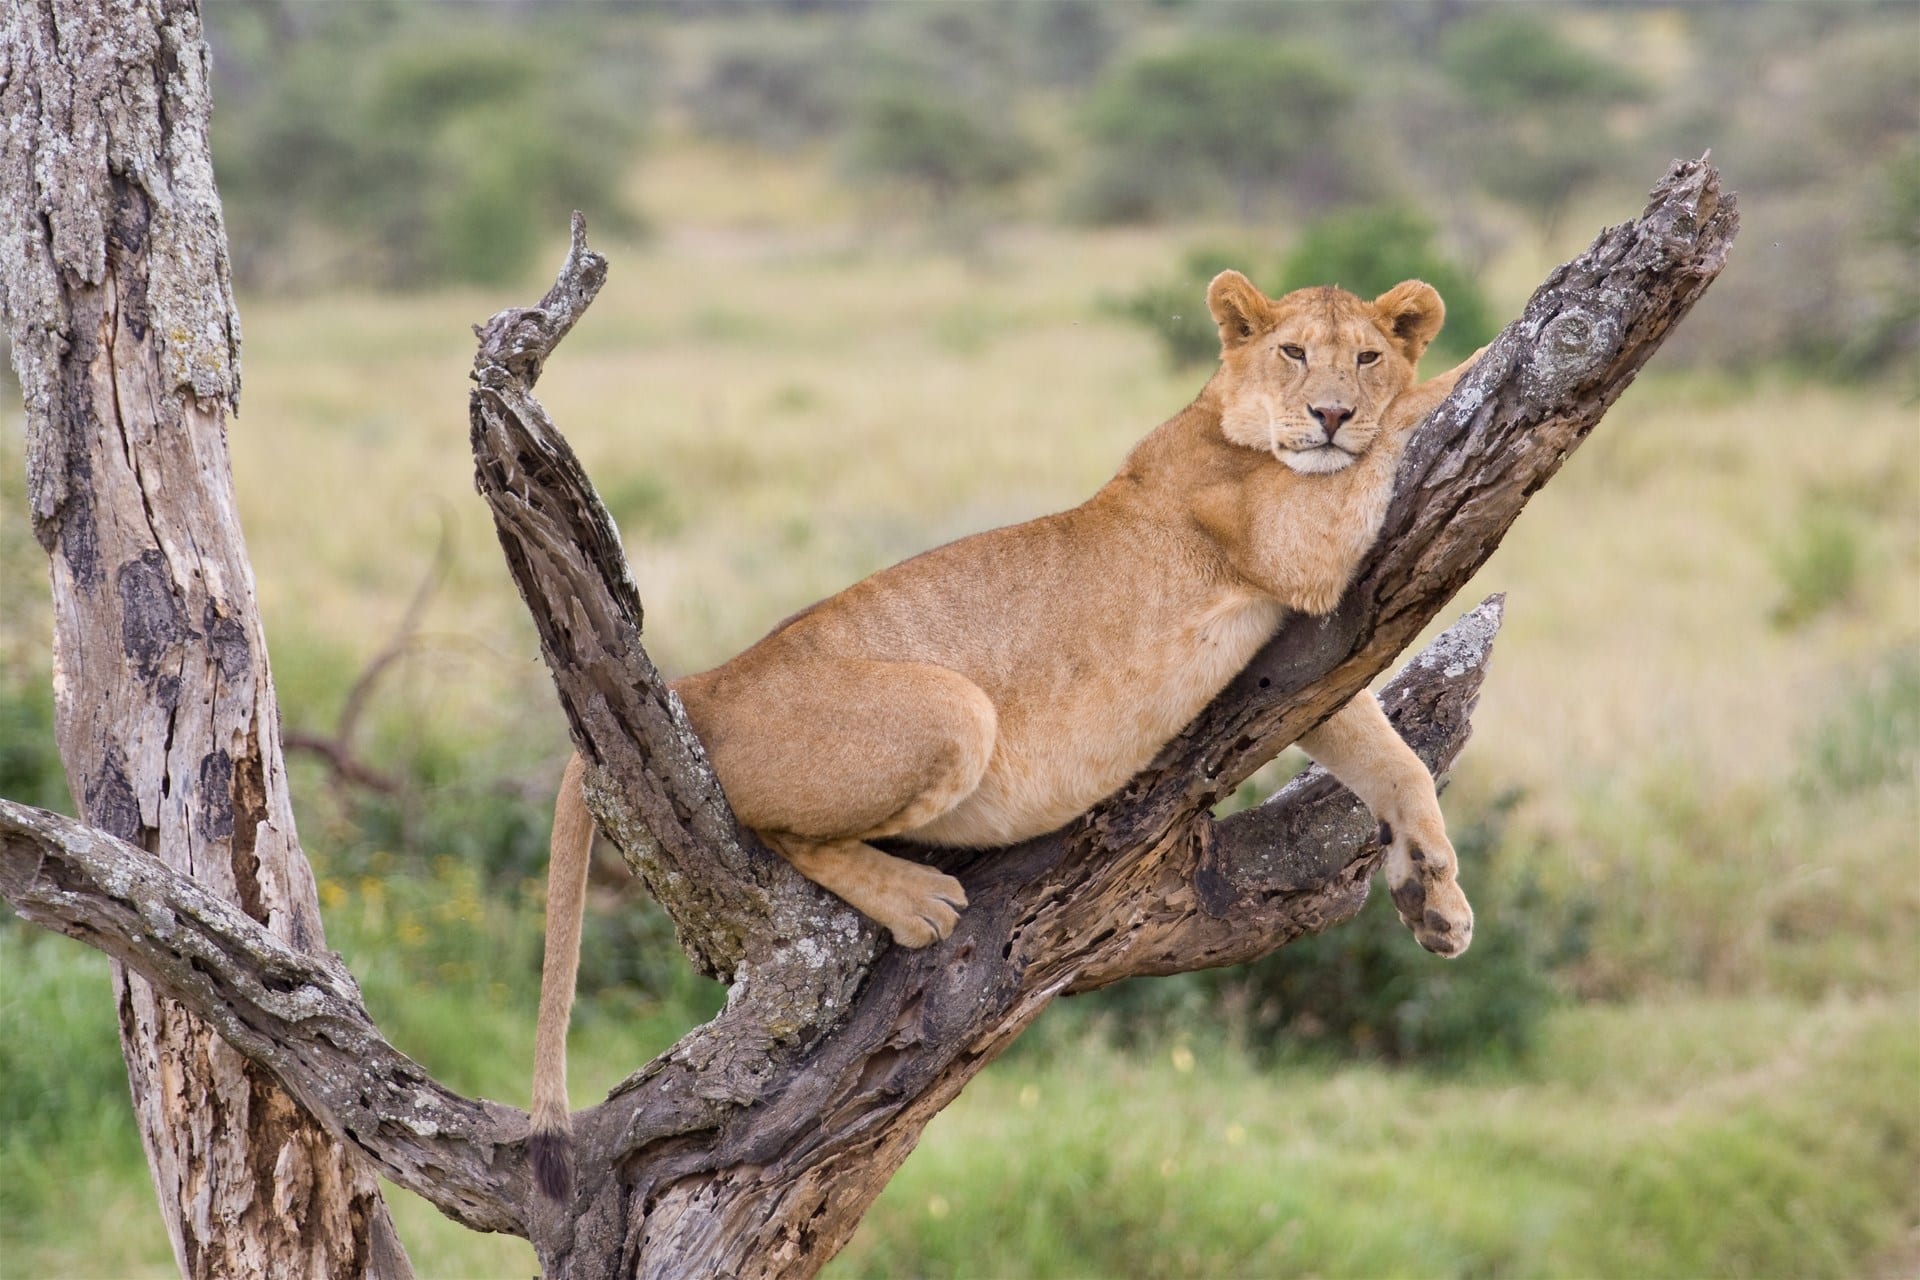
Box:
<box><xmin>1279</xmin><ymin>442</ymin><xmax>1359</xmax><ymax>474</ymax></box>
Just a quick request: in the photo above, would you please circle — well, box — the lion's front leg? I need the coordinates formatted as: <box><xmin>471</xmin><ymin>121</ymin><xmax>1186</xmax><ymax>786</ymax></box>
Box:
<box><xmin>1296</xmin><ymin>693</ymin><xmax>1474</xmax><ymax>957</ymax></box>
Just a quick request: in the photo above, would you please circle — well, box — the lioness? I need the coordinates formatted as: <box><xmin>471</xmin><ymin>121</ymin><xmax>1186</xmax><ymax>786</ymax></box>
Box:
<box><xmin>529</xmin><ymin>272</ymin><xmax>1479</xmax><ymax>1195</ymax></box>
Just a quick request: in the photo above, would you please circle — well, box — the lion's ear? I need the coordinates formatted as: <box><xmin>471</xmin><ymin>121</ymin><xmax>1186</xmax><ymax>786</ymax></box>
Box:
<box><xmin>1373</xmin><ymin>280</ymin><xmax>1445</xmax><ymax>366</ymax></box>
<box><xmin>1207</xmin><ymin>270</ymin><xmax>1272</xmax><ymax>351</ymax></box>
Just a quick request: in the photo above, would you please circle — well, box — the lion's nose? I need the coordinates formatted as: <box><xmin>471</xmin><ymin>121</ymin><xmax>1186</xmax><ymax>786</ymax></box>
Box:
<box><xmin>1309</xmin><ymin>404</ymin><xmax>1353</xmax><ymax>435</ymax></box>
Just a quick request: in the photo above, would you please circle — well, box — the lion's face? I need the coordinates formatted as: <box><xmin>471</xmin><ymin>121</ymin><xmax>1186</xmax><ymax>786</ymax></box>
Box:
<box><xmin>1206</xmin><ymin>275</ymin><xmax>1446</xmax><ymax>475</ymax></box>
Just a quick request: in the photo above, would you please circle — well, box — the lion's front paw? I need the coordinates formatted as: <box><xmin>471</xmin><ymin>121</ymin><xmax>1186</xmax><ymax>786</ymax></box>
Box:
<box><xmin>870</xmin><ymin>862</ymin><xmax>968</xmax><ymax>949</ymax></box>
<box><xmin>1379</xmin><ymin>818</ymin><xmax>1474</xmax><ymax>958</ymax></box>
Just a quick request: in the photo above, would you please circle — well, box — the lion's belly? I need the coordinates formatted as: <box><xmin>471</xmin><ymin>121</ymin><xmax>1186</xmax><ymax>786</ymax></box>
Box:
<box><xmin>908</xmin><ymin>593</ymin><xmax>1284</xmax><ymax>847</ymax></box>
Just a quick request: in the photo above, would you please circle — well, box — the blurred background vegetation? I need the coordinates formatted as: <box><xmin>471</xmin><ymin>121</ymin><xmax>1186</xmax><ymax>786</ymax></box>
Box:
<box><xmin>2</xmin><ymin>1</ymin><xmax>1916</xmax><ymax>1276</ymax></box>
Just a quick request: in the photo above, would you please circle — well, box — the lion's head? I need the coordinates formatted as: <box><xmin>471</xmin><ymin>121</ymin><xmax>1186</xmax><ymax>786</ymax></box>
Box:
<box><xmin>1206</xmin><ymin>273</ymin><xmax>1445</xmax><ymax>475</ymax></box>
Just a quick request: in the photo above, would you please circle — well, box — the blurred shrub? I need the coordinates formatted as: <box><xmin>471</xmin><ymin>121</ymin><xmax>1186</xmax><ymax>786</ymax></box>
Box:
<box><xmin>858</xmin><ymin>1</ymin><xmax>1123</xmax><ymax>98</ymax></box>
<box><xmin>1074</xmin><ymin>39</ymin><xmax>1360</xmax><ymax>224</ymax></box>
<box><xmin>844</xmin><ymin>82</ymin><xmax>1040</xmax><ymax>224</ymax></box>
<box><xmin>1212</xmin><ymin>796</ymin><xmax>1581</xmax><ymax>1064</ymax></box>
<box><xmin>211</xmin><ymin>7</ymin><xmax>648</xmax><ymax>289</ymax></box>
<box><xmin>1655</xmin><ymin>15</ymin><xmax>1918</xmax><ymax>380</ymax></box>
<box><xmin>0</xmin><ymin>931</ymin><xmax>146</xmax><ymax>1233</ymax></box>
<box><xmin>602</xmin><ymin>473</ymin><xmax>686</xmax><ymax>541</ymax></box>
<box><xmin>1850</xmin><ymin>140</ymin><xmax>1920</xmax><ymax>380</ymax></box>
<box><xmin>1434</xmin><ymin>11</ymin><xmax>1643</xmax><ymax>240</ymax></box>
<box><xmin>299</xmin><ymin>708</ymin><xmax>708</xmax><ymax>1007</ymax></box>
<box><xmin>0</xmin><ymin>671</ymin><xmax>69</xmax><ymax>816</ymax></box>
<box><xmin>1438</xmin><ymin>11</ymin><xmax>1641</xmax><ymax>116</ymax></box>
<box><xmin>689</xmin><ymin>36</ymin><xmax>848</xmax><ymax>149</ymax></box>
<box><xmin>1802</xmin><ymin>647</ymin><xmax>1920</xmax><ymax>795</ymax></box>
<box><xmin>1008</xmin><ymin>0</ymin><xmax>1125</xmax><ymax>88</ymax></box>
<box><xmin>1769</xmin><ymin>499</ymin><xmax>1865</xmax><ymax>629</ymax></box>
<box><xmin>1113</xmin><ymin>205</ymin><xmax>1497</xmax><ymax>370</ymax></box>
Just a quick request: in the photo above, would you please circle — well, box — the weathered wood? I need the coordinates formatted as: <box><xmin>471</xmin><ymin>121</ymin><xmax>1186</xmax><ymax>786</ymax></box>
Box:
<box><xmin>462</xmin><ymin>160</ymin><xmax>1732</xmax><ymax>1278</ymax></box>
<box><xmin>0</xmin><ymin>1</ymin><xmax>409</xmax><ymax>1274</ymax></box>
<box><xmin>0</xmin><ymin>798</ymin><xmax>529</xmax><ymax>1235</ymax></box>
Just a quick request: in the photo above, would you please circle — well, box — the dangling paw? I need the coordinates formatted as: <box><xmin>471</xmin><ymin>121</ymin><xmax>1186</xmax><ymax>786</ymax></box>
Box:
<box><xmin>1378</xmin><ymin>817</ymin><xmax>1474</xmax><ymax>958</ymax></box>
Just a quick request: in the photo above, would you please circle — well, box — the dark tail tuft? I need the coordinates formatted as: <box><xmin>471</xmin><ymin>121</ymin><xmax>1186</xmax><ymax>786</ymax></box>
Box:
<box><xmin>530</xmin><ymin>1129</ymin><xmax>574</xmax><ymax>1201</ymax></box>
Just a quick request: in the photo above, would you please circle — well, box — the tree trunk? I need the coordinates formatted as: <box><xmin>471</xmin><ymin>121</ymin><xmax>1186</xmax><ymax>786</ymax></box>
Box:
<box><xmin>0</xmin><ymin>2</ymin><xmax>409</xmax><ymax>1275</ymax></box>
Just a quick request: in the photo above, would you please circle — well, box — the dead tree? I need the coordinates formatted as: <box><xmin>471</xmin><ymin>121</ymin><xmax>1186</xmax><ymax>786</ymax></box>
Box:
<box><xmin>0</xmin><ymin>2</ymin><xmax>412</xmax><ymax>1275</ymax></box>
<box><xmin>0</xmin><ymin>0</ymin><xmax>1737</xmax><ymax>1269</ymax></box>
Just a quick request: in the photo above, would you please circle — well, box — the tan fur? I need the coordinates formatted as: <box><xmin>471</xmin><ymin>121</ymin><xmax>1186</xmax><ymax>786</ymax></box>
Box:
<box><xmin>529</xmin><ymin>277</ymin><xmax>1480</xmax><ymax>1190</ymax></box>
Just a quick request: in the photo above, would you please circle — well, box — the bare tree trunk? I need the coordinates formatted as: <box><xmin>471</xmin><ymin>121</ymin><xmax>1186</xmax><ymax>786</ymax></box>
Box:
<box><xmin>0</xmin><ymin>2</ymin><xmax>409</xmax><ymax>1275</ymax></box>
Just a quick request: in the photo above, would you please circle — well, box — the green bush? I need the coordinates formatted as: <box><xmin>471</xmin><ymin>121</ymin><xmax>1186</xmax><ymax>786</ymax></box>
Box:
<box><xmin>689</xmin><ymin>37</ymin><xmax>849</xmax><ymax>149</ymax></box>
<box><xmin>1435</xmin><ymin>11</ymin><xmax>1643</xmax><ymax>239</ymax></box>
<box><xmin>210</xmin><ymin>7</ymin><xmax>647</xmax><ymax>288</ymax></box>
<box><xmin>845</xmin><ymin>83</ymin><xmax>1039</xmax><ymax>206</ymax></box>
<box><xmin>1770</xmin><ymin>499</ymin><xmax>1866</xmax><ymax>628</ymax></box>
<box><xmin>1112</xmin><ymin>205</ymin><xmax>1498</xmax><ymax>370</ymax></box>
<box><xmin>1803</xmin><ymin>647</ymin><xmax>1920</xmax><ymax>794</ymax></box>
<box><xmin>1075</xmin><ymin>39</ymin><xmax>1359</xmax><ymax>224</ymax></box>
<box><xmin>1216</xmin><ymin>797</ymin><xmax>1582</xmax><ymax>1064</ymax></box>
<box><xmin>1438</xmin><ymin>11</ymin><xmax>1641</xmax><ymax>115</ymax></box>
<box><xmin>0</xmin><ymin>672</ymin><xmax>68</xmax><ymax>817</ymax></box>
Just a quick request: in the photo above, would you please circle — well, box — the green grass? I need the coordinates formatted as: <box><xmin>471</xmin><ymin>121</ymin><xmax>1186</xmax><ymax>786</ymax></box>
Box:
<box><xmin>832</xmin><ymin>999</ymin><xmax>1920</xmax><ymax>1280</ymax></box>
<box><xmin>7</xmin><ymin>922</ymin><xmax>1916</xmax><ymax>1280</ymax></box>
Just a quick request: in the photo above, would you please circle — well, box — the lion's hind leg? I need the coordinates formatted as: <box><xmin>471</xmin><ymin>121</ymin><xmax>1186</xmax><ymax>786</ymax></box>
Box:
<box><xmin>677</xmin><ymin>656</ymin><xmax>994</xmax><ymax>946</ymax></box>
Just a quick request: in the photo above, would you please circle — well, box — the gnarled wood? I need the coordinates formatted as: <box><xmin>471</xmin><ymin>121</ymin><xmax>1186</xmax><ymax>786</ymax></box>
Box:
<box><xmin>0</xmin><ymin>1</ymin><xmax>408</xmax><ymax>1274</ymax></box>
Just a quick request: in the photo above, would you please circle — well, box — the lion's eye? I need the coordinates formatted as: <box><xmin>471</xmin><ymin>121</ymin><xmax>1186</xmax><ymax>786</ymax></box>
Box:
<box><xmin>1280</xmin><ymin>344</ymin><xmax>1306</xmax><ymax>361</ymax></box>
<box><xmin>1357</xmin><ymin>350</ymin><xmax>1381</xmax><ymax>366</ymax></box>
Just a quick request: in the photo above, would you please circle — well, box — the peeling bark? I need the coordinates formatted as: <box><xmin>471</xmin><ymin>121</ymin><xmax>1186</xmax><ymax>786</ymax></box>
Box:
<box><xmin>0</xmin><ymin>1</ymin><xmax>407</xmax><ymax>1274</ymax></box>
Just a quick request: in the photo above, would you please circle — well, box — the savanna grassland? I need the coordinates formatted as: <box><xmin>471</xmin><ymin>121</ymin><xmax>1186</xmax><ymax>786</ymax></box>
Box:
<box><xmin>3</xmin><ymin>4</ymin><xmax>1918</xmax><ymax>1277</ymax></box>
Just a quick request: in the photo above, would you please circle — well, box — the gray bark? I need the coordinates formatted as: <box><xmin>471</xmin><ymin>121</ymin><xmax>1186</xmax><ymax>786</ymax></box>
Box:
<box><xmin>0</xmin><ymin>148</ymin><xmax>1735</xmax><ymax>1277</ymax></box>
<box><xmin>0</xmin><ymin>1</ymin><xmax>409</xmax><ymax>1275</ymax></box>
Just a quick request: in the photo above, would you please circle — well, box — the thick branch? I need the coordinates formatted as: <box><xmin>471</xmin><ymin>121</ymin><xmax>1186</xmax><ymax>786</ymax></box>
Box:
<box><xmin>0</xmin><ymin>799</ymin><xmax>529</xmax><ymax>1236</ymax></box>
<box><xmin>1072</xmin><ymin>594</ymin><xmax>1505</xmax><ymax>989</ymax></box>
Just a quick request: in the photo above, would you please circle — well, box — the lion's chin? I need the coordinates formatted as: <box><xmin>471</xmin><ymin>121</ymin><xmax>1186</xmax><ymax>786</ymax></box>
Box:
<box><xmin>1279</xmin><ymin>445</ymin><xmax>1358</xmax><ymax>475</ymax></box>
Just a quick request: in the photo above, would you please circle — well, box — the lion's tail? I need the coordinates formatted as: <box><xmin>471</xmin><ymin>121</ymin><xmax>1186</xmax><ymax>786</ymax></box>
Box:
<box><xmin>530</xmin><ymin>752</ymin><xmax>593</xmax><ymax>1200</ymax></box>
